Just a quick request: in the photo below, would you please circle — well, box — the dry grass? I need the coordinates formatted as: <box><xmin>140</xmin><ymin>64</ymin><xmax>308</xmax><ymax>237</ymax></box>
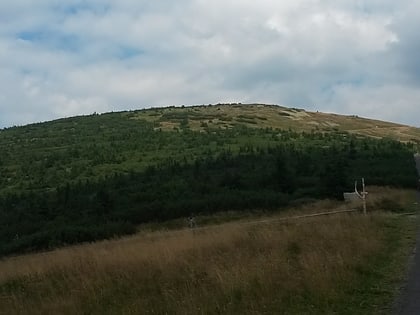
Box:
<box><xmin>132</xmin><ymin>104</ymin><xmax>420</xmax><ymax>142</ymax></box>
<box><xmin>0</xmin><ymin>188</ymin><xmax>417</xmax><ymax>314</ymax></box>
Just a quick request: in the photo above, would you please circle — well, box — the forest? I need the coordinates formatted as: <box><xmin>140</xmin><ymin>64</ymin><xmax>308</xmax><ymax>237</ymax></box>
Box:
<box><xmin>0</xmin><ymin>107</ymin><xmax>418</xmax><ymax>256</ymax></box>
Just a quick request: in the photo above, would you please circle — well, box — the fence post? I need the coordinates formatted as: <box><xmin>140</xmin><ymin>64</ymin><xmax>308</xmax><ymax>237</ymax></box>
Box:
<box><xmin>355</xmin><ymin>178</ymin><xmax>368</xmax><ymax>215</ymax></box>
<box><xmin>361</xmin><ymin>178</ymin><xmax>367</xmax><ymax>215</ymax></box>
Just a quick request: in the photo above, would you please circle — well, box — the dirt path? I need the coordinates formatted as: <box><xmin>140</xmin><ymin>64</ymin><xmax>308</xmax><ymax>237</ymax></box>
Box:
<box><xmin>396</xmin><ymin>213</ymin><xmax>420</xmax><ymax>314</ymax></box>
<box><xmin>395</xmin><ymin>155</ymin><xmax>420</xmax><ymax>314</ymax></box>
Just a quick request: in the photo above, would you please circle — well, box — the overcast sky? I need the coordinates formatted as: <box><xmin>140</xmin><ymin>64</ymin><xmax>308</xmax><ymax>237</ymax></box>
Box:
<box><xmin>1</xmin><ymin>1</ymin><xmax>419</xmax><ymax>128</ymax></box>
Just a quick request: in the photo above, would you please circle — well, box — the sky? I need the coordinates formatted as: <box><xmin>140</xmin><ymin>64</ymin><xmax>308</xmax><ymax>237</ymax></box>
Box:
<box><xmin>1</xmin><ymin>1</ymin><xmax>419</xmax><ymax>128</ymax></box>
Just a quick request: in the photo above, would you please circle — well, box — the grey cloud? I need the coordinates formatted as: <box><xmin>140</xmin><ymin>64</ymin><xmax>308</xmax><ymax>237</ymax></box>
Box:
<box><xmin>1</xmin><ymin>1</ymin><xmax>420</xmax><ymax>128</ymax></box>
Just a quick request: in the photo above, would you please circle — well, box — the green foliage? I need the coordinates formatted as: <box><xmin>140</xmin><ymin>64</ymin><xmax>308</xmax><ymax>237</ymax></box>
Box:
<box><xmin>0</xmin><ymin>110</ymin><xmax>418</xmax><ymax>256</ymax></box>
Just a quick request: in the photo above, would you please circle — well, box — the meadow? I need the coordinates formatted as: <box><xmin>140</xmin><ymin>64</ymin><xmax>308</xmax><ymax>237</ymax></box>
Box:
<box><xmin>0</xmin><ymin>187</ymin><xmax>417</xmax><ymax>314</ymax></box>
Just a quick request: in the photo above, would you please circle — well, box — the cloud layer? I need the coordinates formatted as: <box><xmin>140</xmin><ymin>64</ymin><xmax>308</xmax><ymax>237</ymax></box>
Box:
<box><xmin>1</xmin><ymin>1</ymin><xmax>419</xmax><ymax>127</ymax></box>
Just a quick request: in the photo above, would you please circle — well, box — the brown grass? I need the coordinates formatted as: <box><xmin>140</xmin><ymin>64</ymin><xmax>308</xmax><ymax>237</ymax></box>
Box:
<box><xmin>0</xmin><ymin>188</ymin><xmax>417</xmax><ymax>314</ymax></box>
<box><xmin>131</xmin><ymin>104</ymin><xmax>420</xmax><ymax>143</ymax></box>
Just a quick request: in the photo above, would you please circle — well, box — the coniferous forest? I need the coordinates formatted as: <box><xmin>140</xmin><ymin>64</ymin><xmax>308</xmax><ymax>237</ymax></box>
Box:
<box><xmin>0</xmin><ymin>105</ymin><xmax>418</xmax><ymax>256</ymax></box>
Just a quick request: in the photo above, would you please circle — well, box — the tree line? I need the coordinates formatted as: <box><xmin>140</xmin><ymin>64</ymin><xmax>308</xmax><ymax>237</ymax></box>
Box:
<box><xmin>0</xmin><ymin>133</ymin><xmax>417</xmax><ymax>257</ymax></box>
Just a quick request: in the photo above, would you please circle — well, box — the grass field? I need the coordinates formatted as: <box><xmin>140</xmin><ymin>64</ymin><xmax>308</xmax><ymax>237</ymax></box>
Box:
<box><xmin>132</xmin><ymin>104</ymin><xmax>420</xmax><ymax>143</ymax></box>
<box><xmin>0</xmin><ymin>188</ymin><xmax>417</xmax><ymax>314</ymax></box>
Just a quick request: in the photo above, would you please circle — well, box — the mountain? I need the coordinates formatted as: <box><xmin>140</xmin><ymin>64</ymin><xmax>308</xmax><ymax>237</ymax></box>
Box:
<box><xmin>0</xmin><ymin>103</ymin><xmax>418</xmax><ymax>256</ymax></box>
<box><xmin>1</xmin><ymin>103</ymin><xmax>418</xmax><ymax>195</ymax></box>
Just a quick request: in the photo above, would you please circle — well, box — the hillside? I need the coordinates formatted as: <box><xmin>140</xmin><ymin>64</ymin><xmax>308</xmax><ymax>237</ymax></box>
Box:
<box><xmin>136</xmin><ymin>103</ymin><xmax>420</xmax><ymax>142</ymax></box>
<box><xmin>1</xmin><ymin>104</ymin><xmax>419</xmax><ymax>195</ymax></box>
<box><xmin>0</xmin><ymin>104</ymin><xmax>418</xmax><ymax>256</ymax></box>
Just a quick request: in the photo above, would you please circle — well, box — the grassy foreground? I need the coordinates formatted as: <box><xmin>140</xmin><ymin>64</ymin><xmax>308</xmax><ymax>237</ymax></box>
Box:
<box><xmin>0</xmin><ymin>189</ymin><xmax>417</xmax><ymax>314</ymax></box>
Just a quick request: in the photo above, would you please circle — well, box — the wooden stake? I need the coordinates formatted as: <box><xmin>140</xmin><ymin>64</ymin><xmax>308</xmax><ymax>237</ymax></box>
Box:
<box><xmin>355</xmin><ymin>178</ymin><xmax>368</xmax><ymax>215</ymax></box>
<box><xmin>362</xmin><ymin>178</ymin><xmax>367</xmax><ymax>215</ymax></box>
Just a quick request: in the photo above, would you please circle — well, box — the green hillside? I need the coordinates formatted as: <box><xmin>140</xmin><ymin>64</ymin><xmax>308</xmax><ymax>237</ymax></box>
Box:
<box><xmin>0</xmin><ymin>104</ymin><xmax>418</xmax><ymax>256</ymax></box>
<box><xmin>1</xmin><ymin>104</ymin><xmax>419</xmax><ymax>195</ymax></box>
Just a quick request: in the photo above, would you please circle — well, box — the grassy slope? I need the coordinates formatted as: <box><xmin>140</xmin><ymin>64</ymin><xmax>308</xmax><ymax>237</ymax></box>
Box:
<box><xmin>1</xmin><ymin>103</ymin><xmax>419</xmax><ymax>196</ymax></box>
<box><xmin>134</xmin><ymin>104</ymin><xmax>420</xmax><ymax>142</ymax></box>
<box><xmin>0</xmin><ymin>188</ymin><xmax>417</xmax><ymax>314</ymax></box>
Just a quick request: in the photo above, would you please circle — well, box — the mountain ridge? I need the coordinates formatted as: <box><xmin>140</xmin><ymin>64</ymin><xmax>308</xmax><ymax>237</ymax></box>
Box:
<box><xmin>3</xmin><ymin>103</ymin><xmax>419</xmax><ymax>143</ymax></box>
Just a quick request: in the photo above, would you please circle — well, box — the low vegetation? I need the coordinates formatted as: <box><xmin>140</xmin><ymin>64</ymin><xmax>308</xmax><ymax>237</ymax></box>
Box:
<box><xmin>0</xmin><ymin>114</ymin><xmax>417</xmax><ymax>256</ymax></box>
<box><xmin>0</xmin><ymin>104</ymin><xmax>418</xmax><ymax>313</ymax></box>
<box><xmin>0</xmin><ymin>188</ymin><xmax>417</xmax><ymax>314</ymax></box>
<box><xmin>0</xmin><ymin>129</ymin><xmax>417</xmax><ymax>255</ymax></box>
<box><xmin>135</xmin><ymin>104</ymin><xmax>420</xmax><ymax>142</ymax></box>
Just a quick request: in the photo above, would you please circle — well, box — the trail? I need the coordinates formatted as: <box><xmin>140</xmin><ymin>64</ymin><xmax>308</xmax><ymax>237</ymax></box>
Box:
<box><xmin>395</xmin><ymin>154</ymin><xmax>420</xmax><ymax>314</ymax></box>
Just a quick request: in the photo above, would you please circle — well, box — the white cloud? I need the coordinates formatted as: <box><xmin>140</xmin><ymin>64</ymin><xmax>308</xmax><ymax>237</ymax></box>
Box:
<box><xmin>0</xmin><ymin>0</ymin><xmax>419</xmax><ymax>128</ymax></box>
<box><xmin>320</xmin><ymin>84</ymin><xmax>420</xmax><ymax>127</ymax></box>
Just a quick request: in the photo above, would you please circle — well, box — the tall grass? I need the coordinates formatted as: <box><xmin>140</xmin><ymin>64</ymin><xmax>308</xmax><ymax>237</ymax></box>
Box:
<box><xmin>0</xmin><ymin>188</ymin><xmax>417</xmax><ymax>314</ymax></box>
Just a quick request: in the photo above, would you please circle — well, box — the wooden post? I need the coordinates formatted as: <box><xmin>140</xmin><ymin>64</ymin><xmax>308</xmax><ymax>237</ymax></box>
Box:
<box><xmin>355</xmin><ymin>178</ymin><xmax>368</xmax><ymax>215</ymax></box>
<box><xmin>361</xmin><ymin>178</ymin><xmax>367</xmax><ymax>215</ymax></box>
